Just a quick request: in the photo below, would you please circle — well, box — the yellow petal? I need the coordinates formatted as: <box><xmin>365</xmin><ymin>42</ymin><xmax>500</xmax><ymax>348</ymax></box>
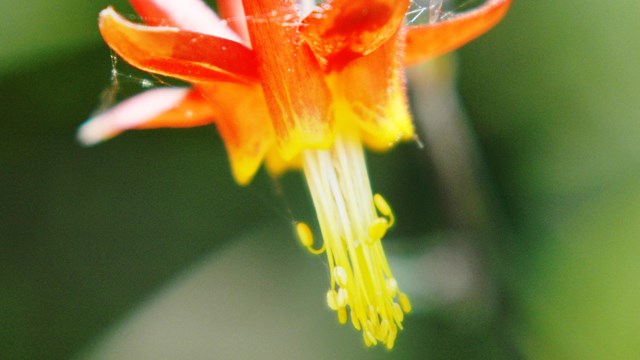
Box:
<box><xmin>331</xmin><ymin>32</ymin><xmax>413</xmax><ymax>151</ymax></box>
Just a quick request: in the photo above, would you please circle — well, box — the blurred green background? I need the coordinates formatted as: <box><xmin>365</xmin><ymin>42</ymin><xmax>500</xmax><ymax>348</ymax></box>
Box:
<box><xmin>2</xmin><ymin>0</ymin><xmax>640</xmax><ymax>359</ymax></box>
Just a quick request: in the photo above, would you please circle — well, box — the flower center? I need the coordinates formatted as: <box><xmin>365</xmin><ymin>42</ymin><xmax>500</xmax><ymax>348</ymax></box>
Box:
<box><xmin>297</xmin><ymin>133</ymin><xmax>411</xmax><ymax>348</ymax></box>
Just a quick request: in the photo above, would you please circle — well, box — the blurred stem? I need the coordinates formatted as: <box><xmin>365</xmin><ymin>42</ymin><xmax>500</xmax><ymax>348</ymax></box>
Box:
<box><xmin>407</xmin><ymin>55</ymin><xmax>521</xmax><ymax>356</ymax></box>
<box><xmin>408</xmin><ymin>56</ymin><xmax>500</xmax><ymax>236</ymax></box>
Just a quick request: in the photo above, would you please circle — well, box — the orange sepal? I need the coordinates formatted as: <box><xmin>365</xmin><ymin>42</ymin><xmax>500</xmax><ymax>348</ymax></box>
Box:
<box><xmin>404</xmin><ymin>0</ymin><xmax>512</xmax><ymax>65</ymax></box>
<box><xmin>242</xmin><ymin>0</ymin><xmax>333</xmax><ymax>160</ymax></box>
<box><xmin>99</xmin><ymin>7</ymin><xmax>258</xmax><ymax>84</ymax></box>
<box><xmin>199</xmin><ymin>82</ymin><xmax>275</xmax><ymax>185</ymax></box>
<box><xmin>332</xmin><ymin>32</ymin><xmax>414</xmax><ymax>151</ymax></box>
<box><xmin>302</xmin><ymin>0</ymin><xmax>410</xmax><ymax>70</ymax></box>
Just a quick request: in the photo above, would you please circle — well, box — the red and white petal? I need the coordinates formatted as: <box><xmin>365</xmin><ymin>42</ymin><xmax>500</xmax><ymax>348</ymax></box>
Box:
<box><xmin>78</xmin><ymin>87</ymin><xmax>213</xmax><ymax>145</ymax></box>
<box><xmin>404</xmin><ymin>0</ymin><xmax>512</xmax><ymax>65</ymax></box>
<box><xmin>129</xmin><ymin>0</ymin><xmax>242</xmax><ymax>42</ymax></box>
<box><xmin>99</xmin><ymin>7</ymin><xmax>258</xmax><ymax>83</ymax></box>
<box><xmin>135</xmin><ymin>88</ymin><xmax>216</xmax><ymax>129</ymax></box>
<box><xmin>301</xmin><ymin>0</ymin><xmax>410</xmax><ymax>70</ymax></box>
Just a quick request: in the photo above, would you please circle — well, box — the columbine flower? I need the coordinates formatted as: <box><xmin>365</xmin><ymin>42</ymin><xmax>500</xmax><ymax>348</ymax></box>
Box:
<box><xmin>79</xmin><ymin>0</ymin><xmax>510</xmax><ymax>348</ymax></box>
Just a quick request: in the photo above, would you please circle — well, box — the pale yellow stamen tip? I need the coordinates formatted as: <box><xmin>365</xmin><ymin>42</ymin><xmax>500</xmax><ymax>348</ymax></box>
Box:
<box><xmin>333</xmin><ymin>266</ymin><xmax>348</xmax><ymax>287</ymax></box>
<box><xmin>393</xmin><ymin>303</ymin><xmax>404</xmax><ymax>323</ymax></box>
<box><xmin>374</xmin><ymin>193</ymin><xmax>395</xmax><ymax>227</ymax></box>
<box><xmin>327</xmin><ymin>289</ymin><xmax>339</xmax><ymax>310</ymax></box>
<box><xmin>386</xmin><ymin>327</ymin><xmax>398</xmax><ymax>349</ymax></box>
<box><xmin>368</xmin><ymin>217</ymin><xmax>389</xmax><ymax>243</ymax></box>
<box><xmin>399</xmin><ymin>292</ymin><xmax>412</xmax><ymax>313</ymax></box>
<box><xmin>337</xmin><ymin>287</ymin><xmax>348</xmax><ymax>308</ymax></box>
<box><xmin>296</xmin><ymin>222</ymin><xmax>313</xmax><ymax>247</ymax></box>
<box><xmin>377</xmin><ymin>319</ymin><xmax>390</xmax><ymax>340</ymax></box>
<box><xmin>373</xmin><ymin>194</ymin><xmax>391</xmax><ymax>216</ymax></box>
<box><xmin>338</xmin><ymin>307</ymin><xmax>348</xmax><ymax>324</ymax></box>
<box><xmin>364</xmin><ymin>326</ymin><xmax>378</xmax><ymax>347</ymax></box>
<box><xmin>351</xmin><ymin>311</ymin><xmax>362</xmax><ymax>330</ymax></box>
<box><xmin>296</xmin><ymin>221</ymin><xmax>325</xmax><ymax>255</ymax></box>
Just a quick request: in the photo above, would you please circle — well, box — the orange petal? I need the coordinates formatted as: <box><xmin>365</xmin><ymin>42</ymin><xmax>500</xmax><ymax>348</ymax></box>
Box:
<box><xmin>129</xmin><ymin>0</ymin><xmax>242</xmax><ymax>41</ymax></box>
<box><xmin>302</xmin><ymin>0</ymin><xmax>410</xmax><ymax>70</ymax></box>
<box><xmin>199</xmin><ymin>82</ymin><xmax>275</xmax><ymax>185</ymax></box>
<box><xmin>242</xmin><ymin>0</ymin><xmax>333</xmax><ymax>159</ymax></box>
<box><xmin>99</xmin><ymin>7</ymin><xmax>258</xmax><ymax>84</ymax></box>
<box><xmin>331</xmin><ymin>31</ymin><xmax>413</xmax><ymax>150</ymax></box>
<box><xmin>78</xmin><ymin>87</ymin><xmax>214</xmax><ymax>145</ymax></box>
<box><xmin>404</xmin><ymin>0</ymin><xmax>512</xmax><ymax>65</ymax></box>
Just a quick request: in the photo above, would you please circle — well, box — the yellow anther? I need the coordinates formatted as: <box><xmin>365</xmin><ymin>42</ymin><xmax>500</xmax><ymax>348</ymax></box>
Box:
<box><xmin>373</xmin><ymin>194</ymin><xmax>392</xmax><ymax>216</ymax></box>
<box><xmin>377</xmin><ymin>319</ymin><xmax>390</xmax><ymax>340</ymax></box>
<box><xmin>295</xmin><ymin>221</ymin><xmax>324</xmax><ymax>255</ymax></box>
<box><xmin>399</xmin><ymin>292</ymin><xmax>412</xmax><ymax>313</ymax></box>
<box><xmin>333</xmin><ymin>266</ymin><xmax>348</xmax><ymax>287</ymax></box>
<box><xmin>386</xmin><ymin>326</ymin><xmax>398</xmax><ymax>349</ymax></box>
<box><xmin>337</xmin><ymin>287</ymin><xmax>348</xmax><ymax>308</ymax></box>
<box><xmin>373</xmin><ymin>193</ymin><xmax>395</xmax><ymax>227</ymax></box>
<box><xmin>351</xmin><ymin>311</ymin><xmax>361</xmax><ymax>330</ymax></box>
<box><xmin>364</xmin><ymin>322</ymin><xmax>378</xmax><ymax>346</ymax></box>
<box><xmin>338</xmin><ymin>307</ymin><xmax>348</xmax><ymax>325</ymax></box>
<box><xmin>364</xmin><ymin>333</ymin><xmax>373</xmax><ymax>347</ymax></box>
<box><xmin>367</xmin><ymin>217</ymin><xmax>389</xmax><ymax>243</ymax></box>
<box><xmin>385</xmin><ymin>338</ymin><xmax>395</xmax><ymax>349</ymax></box>
<box><xmin>326</xmin><ymin>289</ymin><xmax>339</xmax><ymax>310</ymax></box>
<box><xmin>296</xmin><ymin>222</ymin><xmax>313</xmax><ymax>247</ymax></box>
<box><xmin>392</xmin><ymin>303</ymin><xmax>404</xmax><ymax>322</ymax></box>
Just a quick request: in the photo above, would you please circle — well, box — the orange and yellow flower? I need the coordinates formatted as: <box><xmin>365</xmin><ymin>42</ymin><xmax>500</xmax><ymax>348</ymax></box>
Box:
<box><xmin>79</xmin><ymin>0</ymin><xmax>510</xmax><ymax>348</ymax></box>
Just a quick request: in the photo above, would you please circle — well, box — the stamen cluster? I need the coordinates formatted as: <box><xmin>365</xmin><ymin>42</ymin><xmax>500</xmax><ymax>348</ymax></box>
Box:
<box><xmin>296</xmin><ymin>134</ymin><xmax>411</xmax><ymax>348</ymax></box>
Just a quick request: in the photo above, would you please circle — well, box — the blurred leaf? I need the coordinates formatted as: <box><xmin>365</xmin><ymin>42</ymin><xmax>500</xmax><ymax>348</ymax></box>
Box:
<box><xmin>518</xmin><ymin>178</ymin><xmax>640</xmax><ymax>359</ymax></box>
<box><xmin>0</xmin><ymin>0</ymin><xmax>128</xmax><ymax>72</ymax></box>
<box><xmin>459</xmin><ymin>0</ymin><xmax>640</xmax><ymax>224</ymax></box>
<box><xmin>458</xmin><ymin>1</ymin><xmax>640</xmax><ymax>358</ymax></box>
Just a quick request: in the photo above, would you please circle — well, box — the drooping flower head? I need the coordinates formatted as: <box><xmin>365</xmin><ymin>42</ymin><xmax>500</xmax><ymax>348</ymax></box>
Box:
<box><xmin>79</xmin><ymin>0</ymin><xmax>510</xmax><ymax>348</ymax></box>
